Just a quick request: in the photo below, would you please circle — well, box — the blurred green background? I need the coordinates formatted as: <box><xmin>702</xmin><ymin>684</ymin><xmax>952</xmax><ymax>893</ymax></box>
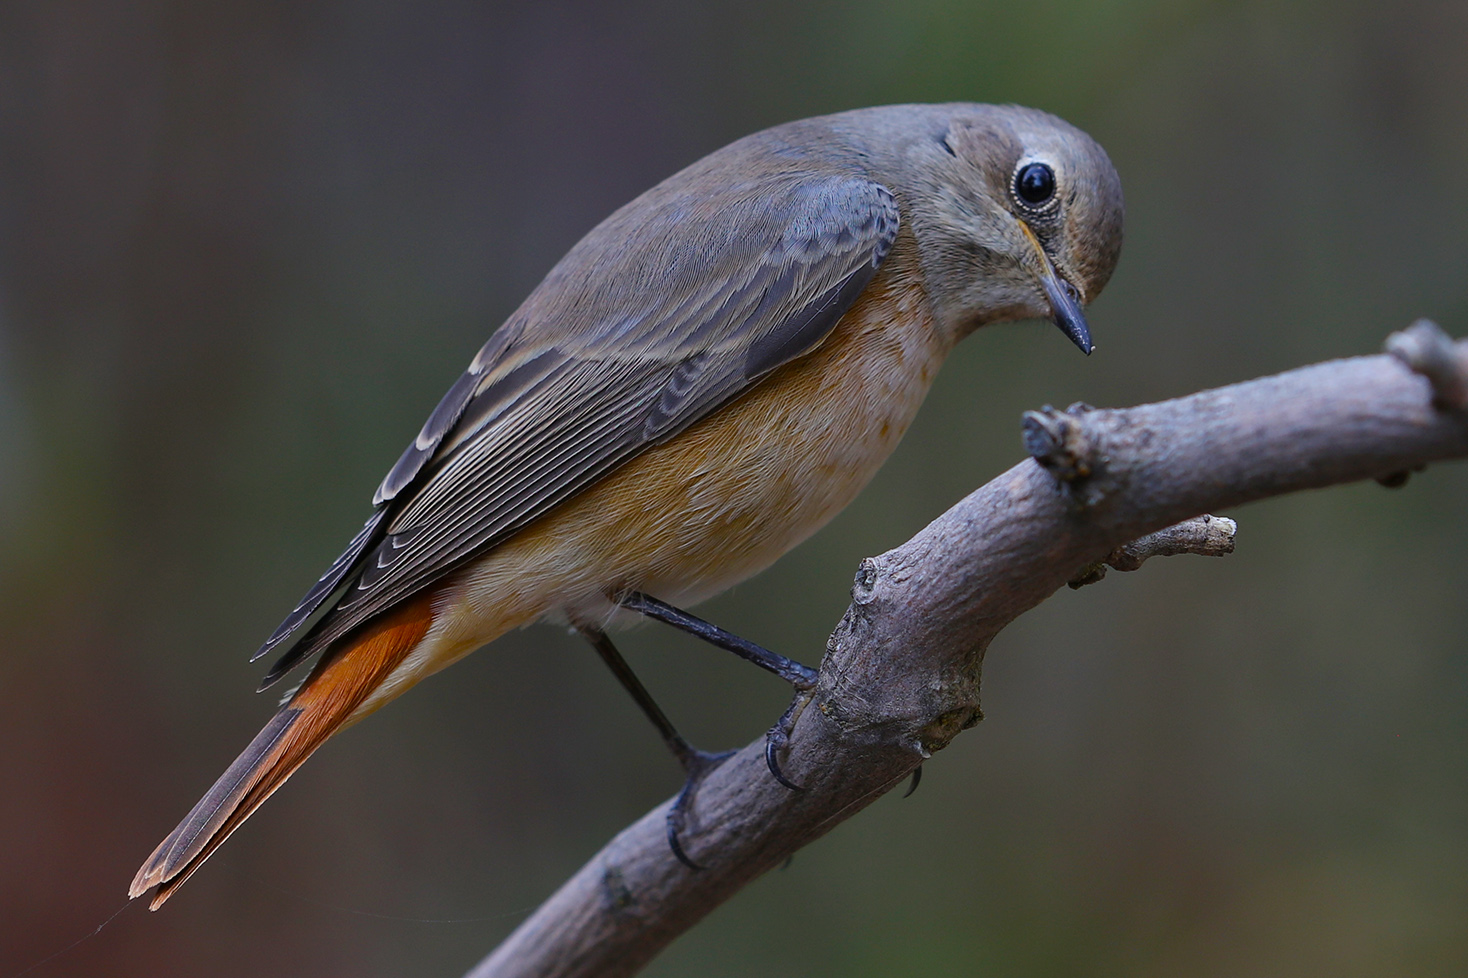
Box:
<box><xmin>3</xmin><ymin>1</ymin><xmax>1467</xmax><ymax>975</ymax></box>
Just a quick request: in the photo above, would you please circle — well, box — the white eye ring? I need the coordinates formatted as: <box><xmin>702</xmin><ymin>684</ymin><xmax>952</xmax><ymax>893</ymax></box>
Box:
<box><xmin>1012</xmin><ymin>160</ymin><xmax>1059</xmax><ymax>211</ymax></box>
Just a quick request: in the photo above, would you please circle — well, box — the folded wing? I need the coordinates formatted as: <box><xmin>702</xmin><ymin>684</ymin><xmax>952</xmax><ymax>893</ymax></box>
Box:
<box><xmin>256</xmin><ymin>167</ymin><xmax>900</xmax><ymax>688</ymax></box>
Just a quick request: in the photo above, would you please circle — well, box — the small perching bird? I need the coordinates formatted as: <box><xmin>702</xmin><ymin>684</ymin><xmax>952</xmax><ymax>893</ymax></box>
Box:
<box><xmin>131</xmin><ymin>102</ymin><xmax>1123</xmax><ymax>907</ymax></box>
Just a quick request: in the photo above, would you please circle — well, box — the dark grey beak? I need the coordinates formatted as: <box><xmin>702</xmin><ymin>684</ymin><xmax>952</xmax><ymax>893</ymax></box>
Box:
<box><xmin>1038</xmin><ymin>271</ymin><xmax>1093</xmax><ymax>355</ymax></box>
<box><xmin>1018</xmin><ymin>221</ymin><xmax>1094</xmax><ymax>355</ymax></box>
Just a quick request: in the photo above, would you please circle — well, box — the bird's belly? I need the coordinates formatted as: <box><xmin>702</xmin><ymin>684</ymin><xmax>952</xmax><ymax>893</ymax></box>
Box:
<box><xmin>365</xmin><ymin>262</ymin><xmax>942</xmax><ymax>709</ymax></box>
<box><xmin>619</xmin><ymin>334</ymin><xmax>939</xmax><ymax>611</ymax></box>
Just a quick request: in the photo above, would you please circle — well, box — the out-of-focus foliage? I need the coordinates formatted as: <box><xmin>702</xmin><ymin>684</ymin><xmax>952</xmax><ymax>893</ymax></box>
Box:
<box><xmin>2</xmin><ymin>1</ymin><xmax>1465</xmax><ymax>975</ymax></box>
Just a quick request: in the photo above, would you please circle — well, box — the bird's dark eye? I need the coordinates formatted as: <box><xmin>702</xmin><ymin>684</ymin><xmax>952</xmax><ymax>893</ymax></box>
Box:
<box><xmin>1015</xmin><ymin>162</ymin><xmax>1056</xmax><ymax>207</ymax></box>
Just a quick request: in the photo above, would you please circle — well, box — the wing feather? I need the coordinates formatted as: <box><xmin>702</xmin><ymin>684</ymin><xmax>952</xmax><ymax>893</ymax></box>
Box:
<box><xmin>248</xmin><ymin>509</ymin><xmax>387</xmax><ymax>664</ymax></box>
<box><xmin>259</xmin><ymin>169</ymin><xmax>898</xmax><ymax>686</ymax></box>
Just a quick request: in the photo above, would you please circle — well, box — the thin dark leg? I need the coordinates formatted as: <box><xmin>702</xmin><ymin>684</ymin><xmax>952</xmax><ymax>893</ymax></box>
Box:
<box><xmin>620</xmin><ymin>592</ymin><xmax>818</xmax><ymax>688</ymax></box>
<box><xmin>575</xmin><ymin>622</ymin><xmax>694</xmax><ymax>765</ymax></box>
<box><xmin>619</xmin><ymin>591</ymin><xmax>818</xmax><ymax>789</ymax></box>
<box><xmin>574</xmin><ymin>622</ymin><xmax>730</xmax><ymax>870</ymax></box>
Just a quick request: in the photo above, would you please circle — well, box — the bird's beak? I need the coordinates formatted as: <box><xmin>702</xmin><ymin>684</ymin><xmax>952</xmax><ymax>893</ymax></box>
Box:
<box><xmin>1019</xmin><ymin>222</ymin><xmax>1093</xmax><ymax>355</ymax></box>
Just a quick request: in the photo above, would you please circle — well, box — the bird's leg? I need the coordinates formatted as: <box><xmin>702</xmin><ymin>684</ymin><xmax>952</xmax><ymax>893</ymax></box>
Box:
<box><xmin>619</xmin><ymin>592</ymin><xmax>818</xmax><ymax>686</ymax></box>
<box><xmin>618</xmin><ymin>591</ymin><xmax>818</xmax><ymax>789</ymax></box>
<box><xmin>574</xmin><ymin>622</ymin><xmax>731</xmax><ymax>870</ymax></box>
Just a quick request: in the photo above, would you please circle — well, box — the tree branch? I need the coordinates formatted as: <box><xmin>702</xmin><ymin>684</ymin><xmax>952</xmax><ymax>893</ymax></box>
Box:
<box><xmin>1066</xmin><ymin>513</ymin><xmax>1236</xmax><ymax>587</ymax></box>
<box><xmin>466</xmin><ymin>322</ymin><xmax>1468</xmax><ymax>978</ymax></box>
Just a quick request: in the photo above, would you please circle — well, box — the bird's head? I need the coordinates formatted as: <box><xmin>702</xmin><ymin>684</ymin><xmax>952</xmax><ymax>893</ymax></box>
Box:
<box><xmin>894</xmin><ymin>104</ymin><xmax>1124</xmax><ymax>353</ymax></box>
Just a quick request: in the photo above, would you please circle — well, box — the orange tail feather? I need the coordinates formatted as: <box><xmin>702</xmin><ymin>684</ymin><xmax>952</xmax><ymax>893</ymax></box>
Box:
<box><xmin>130</xmin><ymin>592</ymin><xmax>435</xmax><ymax>909</ymax></box>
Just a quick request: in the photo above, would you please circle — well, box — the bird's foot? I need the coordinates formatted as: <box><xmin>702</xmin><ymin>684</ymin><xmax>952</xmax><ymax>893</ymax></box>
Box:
<box><xmin>621</xmin><ymin>591</ymin><xmax>818</xmax><ymax>687</ymax></box>
<box><xmin>666</xmin><ymin>746</ymin><xmax>737</xmax><ymax>870</ymax></box>
<box><xmin>764</xmin><ymin>688</ymin><xmax>815</xmax><ymax>790</ymax></box>
<box><xmin>618</xmin><ymin>592</ymin><xmax>822</xmax><ymax>793</ymax></box>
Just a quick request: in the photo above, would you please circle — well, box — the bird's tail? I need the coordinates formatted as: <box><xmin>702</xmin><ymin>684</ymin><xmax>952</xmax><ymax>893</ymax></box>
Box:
<box><xmin>129</xmin><ymin>592</ymin><xmax>435</xmax><ymax>910</ymax></box>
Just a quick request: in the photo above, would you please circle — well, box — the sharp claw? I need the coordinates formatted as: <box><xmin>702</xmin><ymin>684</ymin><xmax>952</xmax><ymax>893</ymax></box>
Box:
<box><xmin>666</xmin><ymin>807</ymin><xmax>703</xmax><ymax>871</ymax></box>
<box><xmin>664</xmin><ymin>747</ymin><xmax>734</xmax><ymax>870</ymax></box>
<box><xmin>763</xmin><ymin>690</ymin><xmax>813</xmax><ymax>791</ymax></box>
<box><xmin>765</xmin><ymin>734</ymin><xmax>803</xmax><ymax>791</ymax></box>
<box><xmin>902</xmin><ymin>765</ymin><xmax>923</xmax><ymax>798</ymax></box>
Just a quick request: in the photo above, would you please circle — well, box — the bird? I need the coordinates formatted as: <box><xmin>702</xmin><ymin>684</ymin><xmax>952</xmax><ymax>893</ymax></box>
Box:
<box><xmin>130</xmin><ymin>102</ymin><xmax>1124</xmax><ymax>907</ymax></box>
